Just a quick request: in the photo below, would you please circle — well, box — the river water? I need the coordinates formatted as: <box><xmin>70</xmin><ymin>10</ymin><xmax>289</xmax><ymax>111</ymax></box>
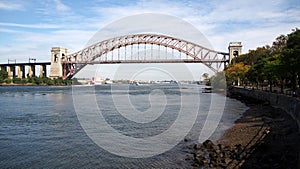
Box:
<box><xmin>0</xmin><ymin>85</ymin><xmax>247</xmax><ymax>168</ymax></box>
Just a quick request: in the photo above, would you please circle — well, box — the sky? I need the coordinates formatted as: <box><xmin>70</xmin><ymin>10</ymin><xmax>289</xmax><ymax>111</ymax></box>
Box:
<box><xmin>0</xmin><ymin>0</ymin><xmax>299</xmax><ymax>80</ymax></box>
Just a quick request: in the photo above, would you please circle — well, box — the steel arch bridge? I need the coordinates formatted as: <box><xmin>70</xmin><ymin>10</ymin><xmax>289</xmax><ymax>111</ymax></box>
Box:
<box><xmin>62</xmin><ymin>34</ymin><xmax>229</xmax><ymax>79</ymax></box>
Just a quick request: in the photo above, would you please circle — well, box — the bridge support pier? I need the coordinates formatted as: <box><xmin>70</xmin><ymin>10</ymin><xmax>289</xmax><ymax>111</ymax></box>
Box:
<box><xmin>17</xmin><ymin>66</ymin><xmax>21</xmax><ymax>78</ymax></box>
<box><xmin>6</xmin><ymin>66</ymin><xmax>10</xmax><ymax>78</ymax></box>
<box><xmin>12</xmin><ymin>66</ymin><xmax>16</xmax><ymax>78</ymax></box>
<box><xmin>32</xmin><ymin>65</ymin><xmax>36</xmax><ymax>77</ymax></box>
<box><xmin>50</xmin><ymin>47</ymin><xmax>68</xmax><ymax>79</ymax></box>
<box><xmin>0</xmin><ymin>63</ymin><xmax>50</xmax><ymax>79</ymax></box>
<box><xmin>21</xmin><ymin>66</ymin><xmax>25</xmax><ymax>78</ymax></box>
<box><xmin>27</xmin><ymin>66</ymin><xmax>31</xmax><ymax>78</ymax></box>
<box><xmin>40</xmin><ymin>65</ymin><xmax>47</xmax><ymax>77</ymax></box>
<box><xmin>28</xmin><ymin>65</ymin><xmax>36</xmax><ymax>78</ymax></box>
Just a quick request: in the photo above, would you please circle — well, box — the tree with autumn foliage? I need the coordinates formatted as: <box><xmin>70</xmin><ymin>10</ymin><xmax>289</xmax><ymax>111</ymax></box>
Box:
<box><xmin>226</xmin><ymin>28</ymin><xmax>300</xmax><ymax>95</ymax></box>
<box><xmin>225</xmin><ymin>62</ymin><xmax>250</xmax><ymax>86</ymax></box>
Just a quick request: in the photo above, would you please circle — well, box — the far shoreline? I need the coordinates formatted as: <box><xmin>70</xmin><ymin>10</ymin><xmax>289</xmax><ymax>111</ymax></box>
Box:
<box><xmin>0</xmin><ymin>83</ymin><xmax>71</xmax><ymax>86</ymax></box>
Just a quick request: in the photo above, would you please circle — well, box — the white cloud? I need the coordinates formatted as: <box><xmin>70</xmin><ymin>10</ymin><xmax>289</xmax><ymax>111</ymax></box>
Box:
<box><xmin>0</xmin><ymin>0</ymin><xmax>24</xmax><ymax>11</ymax></box>
<box><xmin>208</xmin><ymin>23</ymin><xmax>296</xmax><ymax>53</ymax></box>
<box><xmin>0</xmin><ymin>28</ymin><xmax>20</xmax><ymax>33</ymax></box>
<box><xmin>35</xmin><ymin>0</ymin><xmax>73</xmax><ymax>19</ymax></box>
<box><xmin>0</xmin><ymin>29</ymin><xmax>94</xmax><ymax>62</ymax></box>
<box><xmin>53</xmin><ymin>0</ymin><xmax>70</xmax><ymax>12</ymax></box>
<box><xmin>86</xmin><ymin>0</ymin><xmax>299</xmax><ymax>53</ymax></box>
<box><xmin>0</xmin><ymin>0</ymin><xmax>299</xmax><ymax>68</ymax></box>
<box><xmin>0</xmin><ymin>22</ymin><xmax>62</xmax><ymax>29</ymax></box>
<box><xmin>86</xmin><ymin>13</ymin><xmax>213</xmax><ymax>50</ymax></box>
<box><xmin>89</xmin><ymin>0</ymin><xmax>204</xmax><ymax>26</ymax></box>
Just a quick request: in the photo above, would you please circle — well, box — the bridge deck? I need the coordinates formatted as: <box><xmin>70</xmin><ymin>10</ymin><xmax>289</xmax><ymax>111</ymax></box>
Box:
<box><xmin>69</xmin><ymin>59</ymin><xmax>228</xmax><ymax>65</ymax></box>
<box><xmin>0</xmin><ymin>62</ymin><xmax>51</xmax><ymax>66</ymax></box>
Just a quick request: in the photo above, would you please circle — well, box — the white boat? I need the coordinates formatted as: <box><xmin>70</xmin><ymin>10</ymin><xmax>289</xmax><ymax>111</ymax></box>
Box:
<box><xmin>87</xmin><ymin>77</ymin><xmax>105</xmax><ymax>85</ymax></box>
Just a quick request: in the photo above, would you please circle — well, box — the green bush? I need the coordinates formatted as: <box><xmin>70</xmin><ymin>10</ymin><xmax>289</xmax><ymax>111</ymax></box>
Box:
<box><xmin>21</xmin><ymin>78</ymin><xmax>28</xmax><ymax>84</ymax></box>
<box><xmin>27</xmin><ymin>77</ymin><xmax>35</xmax><ymax>84</ymax></box>
<box><xmin>5</xmin><ymin>78</ymin><xmax>11</xmax><ymax>84</ymax></box>
<box><xmin>12</xmin><ymin>78</ymin><xmax>22</xmax><ymax>84</ymax></box>
<box><xmin>0</xmin><ymin>69</ymin><xmax>8</xmax><ymax>81</ymax></box>
<box><xmin>34</xmin><ymin>77</ymin><xmax>41</xmax><ymax>85</ymax></box>
<box><xmin>1</xmin><ymin>75</ymin><xmax>72</xmax><ymax>86</ymax></box>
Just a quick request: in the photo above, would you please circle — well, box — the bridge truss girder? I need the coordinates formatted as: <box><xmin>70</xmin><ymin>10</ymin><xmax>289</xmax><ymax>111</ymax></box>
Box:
<box><xmin>63</xmin><ymin>34</ymin><xmax>229</xmax><ymax>78</ymax></box>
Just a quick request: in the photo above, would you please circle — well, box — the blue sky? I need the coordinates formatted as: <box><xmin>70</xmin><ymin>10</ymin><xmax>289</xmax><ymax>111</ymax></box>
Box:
<box><xmin>0</xmin><ymin>0</ymin><xmax>299</xmax><ymax>79</ymax></box>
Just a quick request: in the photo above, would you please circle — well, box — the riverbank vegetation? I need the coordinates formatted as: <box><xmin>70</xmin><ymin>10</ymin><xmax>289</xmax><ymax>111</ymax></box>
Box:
<box><xmin>225</xmin><ymin>28</ymin><xmax>300</xmax><ymax>94</ymax></box>
<box><xmin>0</xmin><ymin>70</ymin><xmax>72</xmax><ymax>86</ymax></box>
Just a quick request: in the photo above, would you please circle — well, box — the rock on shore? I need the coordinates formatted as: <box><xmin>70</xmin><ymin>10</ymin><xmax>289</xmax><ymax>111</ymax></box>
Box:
<box><xmin>186</xmin><ymin>102</ymin><xmax>300</xmax><ymax>168</ymax></box>
<box><xmin>187</xmin><ymin>140</ymin><xmax>248</xmax><ymax>168</ymax></box>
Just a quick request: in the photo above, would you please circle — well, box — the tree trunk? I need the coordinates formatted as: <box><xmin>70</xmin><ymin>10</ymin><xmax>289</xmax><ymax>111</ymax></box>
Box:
<box><xmin>298</xmin><ymin>73</ymin><xmax>300</xmax><ymax>89</ymax></box>
<box><xmin>280</xmin><ymin>79</ymin><xmax>284</xmax><ymax>94</ymax></box>
<box><xmin>292</xmin><ymin>72</ymin><xmax>297</xmax><ymax>93</ymax></box>
<box><xmin>269</xmin><ymin>80</ymin><xmax>273</xmax><ymax>92</ymax></box>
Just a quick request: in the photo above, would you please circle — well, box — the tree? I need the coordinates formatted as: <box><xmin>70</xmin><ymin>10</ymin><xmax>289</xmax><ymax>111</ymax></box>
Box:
<box><xmin>261</xmin><ymin>54</ymin><xmax>281</xmax><ymax>92</ymax></box>
<box><xmin>0</xmin><ymin>69</ymin><xmax>8</xmax><ymax>83</ymax></box>
<box><xmin>227</xmin><ymin>29</ymin><xmax>299</xmax><ymax>93</ymax></box>
<box><xmin>210</xmin><ymin>72</ymin><xmax>227</xmax><ymax>89</ymax></box>
<box><xmin>233</xmin><ymin>45</ymin><xmax>272</xmax><ymax>67</ymax></box>
<box><xmin>246</xmin><ymin>34</ymin><xmax>288</xmax><ymax>91</ymax></box>
<box><xmin>280</xmin><ymin>28</ymin><xmax>300</xmax><ymax>92</ymax></box>
<box><xmin>271</xmin><ymin>34</ymin><xmax>287</xmax><ymax>54</ymax></box>
<box><xmin>225</xmin><ymin>62</ymin><xmax>250</xmax><ymax>86</ymax></box>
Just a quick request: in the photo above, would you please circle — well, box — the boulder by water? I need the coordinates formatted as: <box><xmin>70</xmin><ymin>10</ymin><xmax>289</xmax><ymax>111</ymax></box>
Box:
<box><xmin>187</xmin><ymin>140</ymin><xmax>248</xmax><ymax>168</ymax></box>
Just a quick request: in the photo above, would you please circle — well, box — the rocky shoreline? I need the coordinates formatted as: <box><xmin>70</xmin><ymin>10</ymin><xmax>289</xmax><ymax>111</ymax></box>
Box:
<box><xmin>185</xmin><ymin>92</ymin><xmax>300</xmax><ymax>168</ymax></box>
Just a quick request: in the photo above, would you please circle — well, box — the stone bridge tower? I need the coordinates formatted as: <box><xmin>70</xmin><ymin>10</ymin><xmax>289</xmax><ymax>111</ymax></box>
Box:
<box><xmin>50</xmin><ymin>47</ymin><xmax>68</xmax><ymax>78</ymax></box>
<box><xmin>228</xmin><ymin>42</ymin><xmax>242</xmax><ymax>63</ymax></box>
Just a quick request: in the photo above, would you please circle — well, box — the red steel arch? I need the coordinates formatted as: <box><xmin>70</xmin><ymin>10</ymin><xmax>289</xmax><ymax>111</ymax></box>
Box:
<box><xmin>63</xmin><ymin>34</ymin><xmax>229</xmax><ymax>78</ymax></box>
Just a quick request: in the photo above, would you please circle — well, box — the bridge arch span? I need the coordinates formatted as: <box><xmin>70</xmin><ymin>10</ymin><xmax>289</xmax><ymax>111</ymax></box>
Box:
<box><xmin>64</xmin><ymin>34</ymin><xmax>229</xmax><ymax>78</ymax></box>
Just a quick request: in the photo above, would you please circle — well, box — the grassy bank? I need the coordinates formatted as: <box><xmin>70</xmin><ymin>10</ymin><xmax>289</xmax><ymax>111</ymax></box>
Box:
<box><xmin>0</xmin><ymin>77</ymin><xmax>72</xmax><ymax>86</ymax></box>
